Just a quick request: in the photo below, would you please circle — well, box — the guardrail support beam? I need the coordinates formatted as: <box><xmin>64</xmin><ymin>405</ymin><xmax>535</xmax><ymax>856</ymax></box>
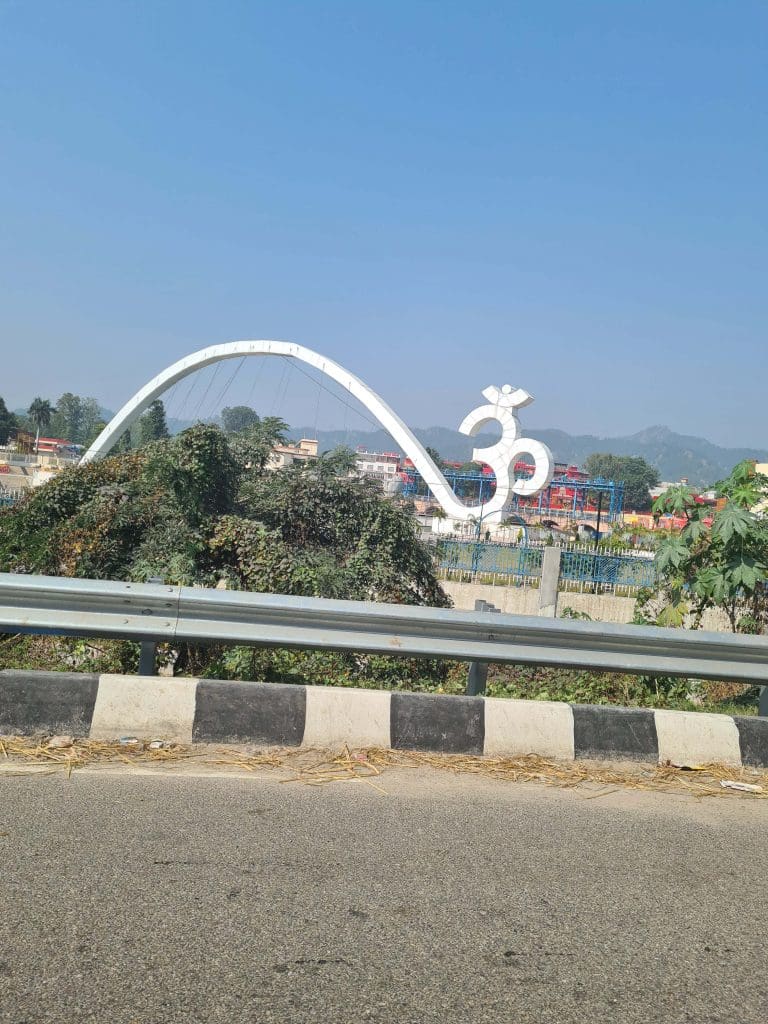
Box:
<box><xmin>138</xmin><ymin>641</ymin><xmax>158</xmax><ymax>676</ymax></box>
<box><xmin>466</xmin><ymin>599</ymin><xmax>500</xmax><ymax>696</ymax></box>
<box><xmin>137</xmin><ymin>576</ymin><xmax>163</xmax><ymax>676</ymax></box>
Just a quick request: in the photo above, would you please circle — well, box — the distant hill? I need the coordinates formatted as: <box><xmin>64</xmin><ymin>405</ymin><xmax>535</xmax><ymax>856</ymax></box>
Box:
<box><xmin>43</xmin><ymin>406</ymin><xmax>761</xmax><ymax>488</ymax></box>
<box><xmin>288</xmin><ymin>423</ymin><xmax>768</xmax><ymax>488</ymax></box>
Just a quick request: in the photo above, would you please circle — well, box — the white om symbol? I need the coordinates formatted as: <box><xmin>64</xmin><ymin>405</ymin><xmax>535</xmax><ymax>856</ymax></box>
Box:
<box><xmin>458</xmin><ymin>385</ymin><xmax>555</xmax><ymax>514</ymax></box>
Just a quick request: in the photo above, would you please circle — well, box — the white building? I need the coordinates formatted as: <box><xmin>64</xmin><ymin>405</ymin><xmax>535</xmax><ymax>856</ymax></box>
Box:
<box><xmin>354</xmin><ymin>449</ymin><xmax>402</xmax><ymax>494</ymax></box>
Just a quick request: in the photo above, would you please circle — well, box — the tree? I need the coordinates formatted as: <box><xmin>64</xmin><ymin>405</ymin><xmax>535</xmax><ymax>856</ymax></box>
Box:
<box><xmin>0</xmin><ymin>397</ymin><xmax>17</xmax><ymax>446</ymax></box>
<box><xmin>82</xmin><ymin>420</ymin><xmax>109</xmax><ymax>450</ymax></box>
<box><xmin>0</xmin><ymin>423</ymin><xmax>449</xmax><ymax>681</ymax></box>
<box><xmin>318</xmin><ymin>445</ymin><xmax>358</xmax><ymax>477</ymax></box>
<box><xmin>259</xmin><ymin>416</ymin><xmax>289</xmax><ymax>443</ymax></box>
<box><xmin>48</xmin><ymin>393</ymin><xmax>104</xmax><ymax>445</ymax></box>
<box><xmin>237</xmin><ymin>452</ymin><xmax>446</xmax><ymax>606</ymax></box>
<box><xmin>642</xmin><ymin>461</ymin><xmax>768</xmax><ymax>632</ymax></box>
<box><xmin>27</xmin><ymin>398</ymin><xmax>54</xmax><ymax>436</ymax></box>
<box><xmin>112</xmin><ymin>429</ymin><xmax>134</xmax><ymax>454</ymax></box>
<box><xmin>0</xmin><ymin>421</ymin><xmax>446</xmax><ymax>604</ymax></box>
<box><xmin>50</xmin><ymin>393</ymin><xmax>82</xmax><ymax>443</ymax></box>
<box><xmin>583</xmin><ymin>453</ymin><xmax>660</xmax><ymax>512</ymax></box>
<box><xmin>221</xmin><ymin>406</ymin><xmax>260</xmax><ymax>433</ymax></box>
<box><xmin>138</xmin><ymin>400</ymin><xmax>170</xmax><ymax>446</ymax></box>
<box><xmin>228</xmin><ymin>416</ymin><xmax>288</xmax><ymax>473</ymax></box>
<box><xmin>425</xmin><ymin>446</ymin><xmax>446</xmax><ymax>470</ymax></box>
<box><xmin>79</xmin><ymin>398</ymin><xmax>103</xmax><ymax>446</ymax></box>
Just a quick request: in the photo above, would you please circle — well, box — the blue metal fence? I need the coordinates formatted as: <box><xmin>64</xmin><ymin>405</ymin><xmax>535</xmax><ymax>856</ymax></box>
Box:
<box><xmin>438</xmin><ymin>540</ymin><xmax>544</xmax><ymax>580</ymax></box>
<box><xmin>559</xmin><ymin>549</ymin><xmax>656</xmax><ymax>590</ymax></box>
<box><xmin>437</xmin><ymin>540</ymin><xmax>657</xmax><ymax>593</ymax></box>
<box><xmin>0</xmin><ymin>491</ymin><xmax>25</xmax><ymax>508</ymax></box>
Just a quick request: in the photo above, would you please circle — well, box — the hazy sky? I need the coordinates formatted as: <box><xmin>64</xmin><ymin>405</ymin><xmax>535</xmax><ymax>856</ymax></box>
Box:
<box><xmin>1</xmin><ymin>2</ymin><xmax>766</xmax><ymax>446</ymax></box>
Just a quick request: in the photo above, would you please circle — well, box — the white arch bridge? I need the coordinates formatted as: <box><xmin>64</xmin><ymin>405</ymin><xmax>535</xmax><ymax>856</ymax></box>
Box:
<box><xmin>83</xmin><ymin>340</ymin><xmax>554</xmax><ymax>524</ymax></box>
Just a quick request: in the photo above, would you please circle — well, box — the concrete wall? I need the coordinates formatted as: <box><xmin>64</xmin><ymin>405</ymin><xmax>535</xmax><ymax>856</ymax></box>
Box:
<box><xmin>442</xmin><ymin>581</ymin><xmax>636</xmax><ymax>622</ymax></box>
<box><xmin>442</xmin><ymin>580</ymin><xmax>733</xmax><ymax>632</ymax></box>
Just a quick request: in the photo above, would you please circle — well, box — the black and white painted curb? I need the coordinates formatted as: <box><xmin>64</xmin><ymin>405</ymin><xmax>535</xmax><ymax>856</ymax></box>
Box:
<box><xmin>2</xmin><ymin>669</ymin><xmax>767</xmax><ymax>768</ymax></box>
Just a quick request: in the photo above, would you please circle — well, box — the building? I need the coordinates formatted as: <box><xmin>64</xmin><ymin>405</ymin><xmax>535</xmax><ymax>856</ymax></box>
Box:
<box><xmin>353</xmin><ymin>448</ymin><xmax>403</xmax><ymax>495</ymax></box>
<box><xmin>11</xmin><ymin>431</ymin><xmax>80</xmax><ymax>457</ymax></box>
<box><xmin>649</xmin><ymin>477</ymin><xmax>691</xmax><ymax>501</ymax></box>
<box><xmin>36</xmin><ymin>436</ymin><xmax>82</xmax><ymax>457</ymax></box>
<box><xmin>355</xmin><ymin>448</ymin><xmax>399</xmax><ymax>480</ymax></box>
<box><xmin>0</xmin><ymin>432</ymin><xmax>81</xmax><ymax>496</ymax></box>
<box><xmin>268</xmin><ymin>438</ymin><xmax>319</xmax><ymax>470</ymax></box>
<box><xmin>751</xmin><ymin>463</ymin><xmax>768</xmax><ymax>516</ymax></box>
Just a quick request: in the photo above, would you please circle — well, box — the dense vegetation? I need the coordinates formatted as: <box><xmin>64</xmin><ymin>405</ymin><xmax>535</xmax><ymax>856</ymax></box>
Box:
<box><xmin>0</xmin><ymin>422</ymin><xmax>448</xmax><ymax>683</ymax></box>
<box><xmin>1</xmin><ymin>391</ymin><xmax>173</xmax><ymax>450</ymax></box>
<box><xmin>0</xmin><ymin>397</ymin><xmax>16</xmax><ymax>446</ymax></box>
<box><xmin>643</xmin><ymin>460</ymin><xmax>768</xmax><ymax>633</ymax></box>
<box><xmin>1</xmin><ymin>417</ymin><xmax>764</xmax><ymax>713</ymax></box>
<box><xmin>583</xmin><ymin>453</ymin><xmax>660</xmax><ymax>512</ymax></box>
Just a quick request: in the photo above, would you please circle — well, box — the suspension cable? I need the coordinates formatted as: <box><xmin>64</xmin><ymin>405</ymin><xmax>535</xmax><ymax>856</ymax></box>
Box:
<box><xmin>191</xmin><ymin>362</ymin><xmax>222</xmax><ymax>422</ymax></box>
<box><xmin>172</xmin><ymin>368</ymin><xmax>203</xmax><ymax>426</ymax></box>
<box><xmin>243</xmin><ymin>356</ymin><xmax>267</xmax><ymax>410</ymax></box>
<box><xmin>209</xmin><ymin>356</ymin><xmax>247</xmax><ymax>421</ymax></box>
<box><xmin>287</xmin><ymin>357</ymin><xmax>381</xmax><ymax>433</ymax></box>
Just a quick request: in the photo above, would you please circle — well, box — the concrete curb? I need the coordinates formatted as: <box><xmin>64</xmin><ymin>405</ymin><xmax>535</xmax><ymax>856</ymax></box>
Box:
<box><xmin>2</xmin><ymin>670</ymin><xmax>767</xmax><ymax>768</ymax></box>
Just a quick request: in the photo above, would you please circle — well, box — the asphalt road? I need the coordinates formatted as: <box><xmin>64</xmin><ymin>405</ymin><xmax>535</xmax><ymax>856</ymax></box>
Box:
<box><xmin>1</xmin><ymin>765</ymin><xmax>767</xmax><ymax>1024</ymax></box>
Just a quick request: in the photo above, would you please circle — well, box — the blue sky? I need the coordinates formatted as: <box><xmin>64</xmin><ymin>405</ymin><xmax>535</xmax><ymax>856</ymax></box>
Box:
<box><xmin>1</xmin><ymin>1</ymin><xmax>766</xmax><ymax>446</ymax></box>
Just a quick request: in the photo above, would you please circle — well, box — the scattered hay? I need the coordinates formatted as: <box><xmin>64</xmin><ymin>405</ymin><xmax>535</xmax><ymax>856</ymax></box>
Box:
<box><xmin>0</xmin><ymin>736</ymin><xmax>203</xmax><ymax>776</ymax></box>
<box><xmin>364</xmin><ymin>749</ymin><xmax>768</xmax><ymax>800</ymax></box>
<box><xmin>1</xmin><ymin>736</ymin><xmax>767</xmax><ymax>799</ymax></box>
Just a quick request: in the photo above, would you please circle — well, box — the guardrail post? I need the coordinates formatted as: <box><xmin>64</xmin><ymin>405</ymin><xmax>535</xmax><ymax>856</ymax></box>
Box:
<box><xmin>759</xmin><ymin>687</ymin><xmax>768</xmax><ymax>718</ymax></box>
<box><xmin>538</xmin><ymin>546</ymin><xmax>561</xmax><ymax>617</ymax></box>
<box><xmin>137</xmin><ymin>576</ymin><xmax>163</xmax><ymax>676</ymax></box>
<box><xmin>466</xmin><ymin>600</ymin><xmax>499</xmax><ymax>696</ymax></box>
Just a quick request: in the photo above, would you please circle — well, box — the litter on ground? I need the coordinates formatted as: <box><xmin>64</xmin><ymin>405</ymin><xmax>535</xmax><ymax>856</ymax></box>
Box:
<box><xmin>0</xmin><ymin>736</ymin><xmax>767</xmax><ymax>799</ymax></box>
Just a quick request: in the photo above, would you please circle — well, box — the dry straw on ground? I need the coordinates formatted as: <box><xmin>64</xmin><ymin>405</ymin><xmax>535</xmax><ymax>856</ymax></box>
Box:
<box><xmin>1</xmin><ymin>735</ymin><xmax>767</xmax><ymax>799</ymax></box>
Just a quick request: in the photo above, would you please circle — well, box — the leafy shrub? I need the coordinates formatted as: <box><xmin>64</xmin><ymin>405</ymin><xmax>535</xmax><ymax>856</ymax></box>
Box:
<box><xmin>0</xmin><ymin>425</ymin><xmax>449</xmax><ymax>682</ymax></box>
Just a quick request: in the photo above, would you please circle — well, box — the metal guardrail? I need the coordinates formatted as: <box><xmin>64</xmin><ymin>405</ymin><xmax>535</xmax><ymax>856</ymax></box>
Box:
<box><xmin>2</xmin><ymin>574</ymin><xmax>768</xmax><ymax>701</ymax></box>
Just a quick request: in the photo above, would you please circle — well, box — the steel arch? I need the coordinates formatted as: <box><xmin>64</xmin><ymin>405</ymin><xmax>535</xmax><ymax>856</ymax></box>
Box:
<box><xmin>82</xmin><ymin>340</ymin><xmax>553</xmax><ymax>523</ymax></box>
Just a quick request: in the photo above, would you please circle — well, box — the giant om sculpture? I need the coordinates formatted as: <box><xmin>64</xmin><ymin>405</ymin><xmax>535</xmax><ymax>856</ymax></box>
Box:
<box><xmin>82</xmin><ymin>340</ymin><xmax>554</xmax><ymax>523</ymax></box>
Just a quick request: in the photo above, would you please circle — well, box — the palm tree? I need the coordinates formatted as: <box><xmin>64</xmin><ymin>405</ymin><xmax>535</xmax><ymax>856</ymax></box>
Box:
<box><xmin>27</xmin><ymin>397</ymin><xmax>54</xmax><ymax>434</ymax></box>
<box><xmin>258</xmin><ymin>416</ymin><xmax>289</xmax><ymax>445</ymax></box>
<box><xmin>27</xmin><ymin>397</ymin><xmax>54</xmax><ymax>452</ymax></box>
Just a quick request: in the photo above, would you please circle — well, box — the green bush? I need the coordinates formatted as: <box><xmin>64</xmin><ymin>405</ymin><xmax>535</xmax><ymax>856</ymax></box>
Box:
<box><xmin>0</xmin><ymin>425</ymin><xmax>449</xmax><ymax>682</ymax></box>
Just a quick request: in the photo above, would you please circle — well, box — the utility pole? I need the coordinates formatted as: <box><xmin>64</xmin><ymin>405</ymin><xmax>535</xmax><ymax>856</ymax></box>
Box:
<box><xmin>594</xmin><ymin>490</ymin><xmax>604</xmax><ymax>550</ymax></box>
